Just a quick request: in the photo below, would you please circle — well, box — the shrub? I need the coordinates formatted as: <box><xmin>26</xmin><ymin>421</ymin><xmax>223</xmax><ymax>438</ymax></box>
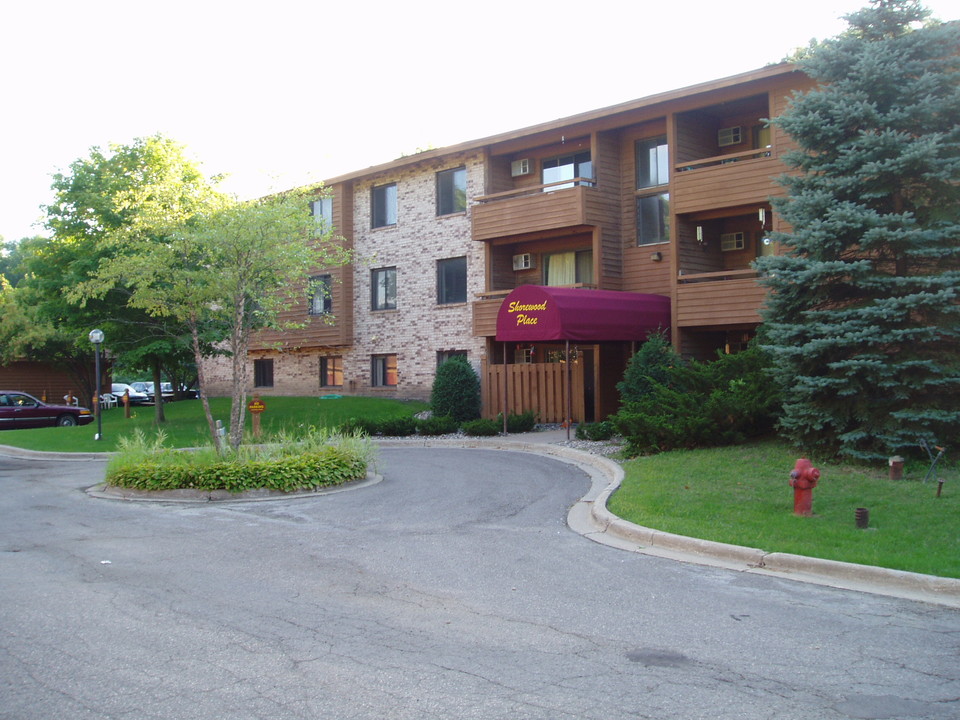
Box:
<box><xmin>431</xmin><ymin>356</ymin><xmax>481</xmax><ymax>422</ymax></box>
<box><xmin>575</xmin><ymin>420</ymin><xmax>616</xmax><ymax>441</ymax></box>
<box><xmin>462</xmin><ymin>418</ymin><xmax>500</xmax><ymax>437</ymax></box>
<box><xmin>416</xmin><ymin>415</ymin><xmax>459</xmax><ymax>436</ymax></box>
<box><xmin>105</xmin><ymin>428</ymin><xmax>375</xmax><ymax>493</ymax></box>
<box><xmin>375</xmin><ymin>416</ymin><xmax>418</xmax><ymax>437</ymax></box>
<box><xmin>501</xmin><ymin>410</ymin><xmax>536</xmax><ymax>433</ymax></box>
<box><xmin>611</xmin><ymin>344</ymin><xmax>780</xmax><ymax>455</ymax></box>
<box><xmin>338</xmin><ymin>417</ymin><xmax>378</xmax><ymax>436</ymax></box>
<box><xmin>616</xmin><ymin>331</ymin><xmax>679</xmax><ymax>405</ymax></box>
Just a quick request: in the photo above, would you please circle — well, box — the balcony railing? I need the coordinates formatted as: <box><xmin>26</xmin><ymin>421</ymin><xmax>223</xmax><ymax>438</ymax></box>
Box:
<box><xmin>675</xmin><ymin>270</ymin><xmax>766</xmax><ymax>327</ymax></box>
<box><xmin>472</xmin><ymin>182</ymin><xmax>604</xmax><ymax>242</ymax></box>
<box><xmin>473</xmin><ymin>178</ymin><xmax>596</xmax><ymax>204</ymax></box>
<box><xmin>674</xmin><ymin>147</ymin><xmax>773</xmax><ymax>173</ymax></box>
<box><xmin>671</xmin><ymin>148</ymin><xmax>782</xmax><ymax>215</ymax></box>
<box><xmin>677</xmin><ymin>268</ymin><xmax>758</xmax><ymax>283</ymax></box>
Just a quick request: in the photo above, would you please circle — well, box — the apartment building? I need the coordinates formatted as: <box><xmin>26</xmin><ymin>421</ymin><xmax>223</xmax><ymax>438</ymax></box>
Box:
<box><xmin>201</xmin><ymin>62</ymin><xmax>814</xmax><ymax>423</ymax></box>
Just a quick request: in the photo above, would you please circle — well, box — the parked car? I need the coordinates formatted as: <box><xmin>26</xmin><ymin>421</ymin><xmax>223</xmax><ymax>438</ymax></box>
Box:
<box><xmin>130</xmin><ymin>381</ymin><xmax>151</xmax><ymax>398</ymax></box>
<box><xmin>0</xmin><ymin>391</ymin><xmax>94</xmax><ymax>429</ymax></box>
<box><xmin>131</xmin><ymin>382</ymin><xmax>176</xmax><ymax>402</ymax></box>
<box><xmin>111</xmin><ymin>383</ymin><xmax>150</xmax><ymax>405</ymax></box>
<box><xmin>179</xmin><ymin>383</ymin><xmax>201</xmax><ymax>399</ymax></box>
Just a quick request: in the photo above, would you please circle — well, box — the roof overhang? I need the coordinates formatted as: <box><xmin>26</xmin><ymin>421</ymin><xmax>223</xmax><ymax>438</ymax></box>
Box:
<box><xmin>495</xmin><ymin>285</ymin><xmax>671</xmax><ymax>343</ymax></box>
<box><xmin>323</xmin><ymin>63</ymin><xmax>802</xmax><ymax>187</ymax></box>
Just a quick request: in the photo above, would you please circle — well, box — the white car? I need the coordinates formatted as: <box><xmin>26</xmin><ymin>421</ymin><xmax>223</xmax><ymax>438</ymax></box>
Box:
<box><xmin>111</xmin><ymin>383</ymin><xmax>150</xmax><ymax>405</ymax></box>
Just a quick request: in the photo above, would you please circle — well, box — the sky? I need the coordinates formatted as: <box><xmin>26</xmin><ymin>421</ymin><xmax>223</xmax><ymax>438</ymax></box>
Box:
<box><xmin>2</xmin><ymin>0</ymin><xmax>957</xmax><ymax>243</ymax></box>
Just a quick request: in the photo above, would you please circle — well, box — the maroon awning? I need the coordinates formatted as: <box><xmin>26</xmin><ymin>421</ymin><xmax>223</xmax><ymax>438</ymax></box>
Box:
<box><xmin>495</xmin><ymin>285</ymin><xmax>671</xmax><ymax>342</ymax></box>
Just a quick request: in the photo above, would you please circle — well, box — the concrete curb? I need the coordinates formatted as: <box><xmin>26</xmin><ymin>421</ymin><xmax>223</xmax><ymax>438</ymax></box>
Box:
<box><xmin>380</xmin><ymin>437</ymin><xmax>960</xmax><ymax>608</ymax></box>
<box><xmin>5</xmin><ymin>438</ymin><xmax>960</xmax><ymax>607</ymax></box>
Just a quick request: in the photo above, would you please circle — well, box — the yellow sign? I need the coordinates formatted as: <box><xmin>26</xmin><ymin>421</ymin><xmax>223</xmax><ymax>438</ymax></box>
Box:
<box><xmin>508</xmin><ymin>300</ymin><xmax>548</xmax><ymax>327</ymax></box>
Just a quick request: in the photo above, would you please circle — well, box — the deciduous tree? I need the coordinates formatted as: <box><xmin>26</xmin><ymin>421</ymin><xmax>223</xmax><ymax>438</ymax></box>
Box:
<box><xmin>110</xmin><ymin>184</ymin><xmax>348</xmax><ymax>451</ymax></box>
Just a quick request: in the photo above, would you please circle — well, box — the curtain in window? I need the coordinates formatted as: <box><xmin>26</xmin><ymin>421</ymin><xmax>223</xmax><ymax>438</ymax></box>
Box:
<box><xmin>546</xmin><ymin>252</ymin><xmax>576</xmax><ymax>286</ymax></box>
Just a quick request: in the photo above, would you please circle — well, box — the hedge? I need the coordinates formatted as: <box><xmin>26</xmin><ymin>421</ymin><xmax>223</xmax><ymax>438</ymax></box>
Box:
<box><xmin>106</xmin><ymin>445</ymin><xmax>369</xmax><ymax>493</ymax></box>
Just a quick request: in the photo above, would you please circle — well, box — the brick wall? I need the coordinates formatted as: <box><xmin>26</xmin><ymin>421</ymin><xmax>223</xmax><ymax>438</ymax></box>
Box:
<box><xmin>348</xmin><ymin>151</ymin><xmax>487</xmax><ymax>401</ymax></box>
<box><xmin>200</xmin><ymin>151</ymin><xmax>488</xmax><ymax>402</ymax></box>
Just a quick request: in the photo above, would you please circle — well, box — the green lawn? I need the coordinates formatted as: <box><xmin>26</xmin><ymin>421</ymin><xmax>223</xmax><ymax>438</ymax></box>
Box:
<box><xmin>609</xmin><ymin>440</ymin><xmax>960</xmax><ymax>578</ymax></box>
<box><xmin>0</xmin><ymin>396</ymin><xmax>428</xmax><ymax>453</ymax></box>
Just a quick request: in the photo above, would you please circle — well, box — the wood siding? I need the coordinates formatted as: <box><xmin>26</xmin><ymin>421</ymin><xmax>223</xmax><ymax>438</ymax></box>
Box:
<box><xmin>252</xmin><ymin>183</ymin><xmax>355</xmax><ymax>351</ymax></box>
<box><xmin>674</xmin><ymin>110</ymin><xmax>719</xmax><ymax>165</ymax></box>
<box><xmin>594</xmin><ymin>130</ymin><xmax>624</xmax><ymax>289</ymax></box>
<box><xmin>676</xmin><ymin>277</ymin><xmax>767</xmax><ymax>327</ymax></box>
<box><xmin>472</xmin><ymin>185</ymin><xmax>599</xmax><ymax>242</ymax></box>
<box><xmin>618</xmin><ymin>119</ymin><xmax>670</xmax><ymax>296</ymax></box>
<box><xmin>0</xmin><ymin>360</ymin><xmax>101</xmax><ymax>409</ymax></box>
<box><xmin>472</xmin><ymin>297</ymin><xmax>503</xmax><ymax>337</ymax></box>
<box><xmin>672</xmin><ymin>155</ymin><xmax>784</xmax><ymax>214</ymax></box>
<box><xmin>622</xmin><ymin>248</ymin><xmax>672</xmax><ymax>295</ymax></box>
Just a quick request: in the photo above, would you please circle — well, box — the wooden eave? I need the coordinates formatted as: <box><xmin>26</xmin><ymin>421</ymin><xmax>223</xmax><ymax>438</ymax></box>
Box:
<box><xmin>322</xmin><ymin>63</ymin><xmax>804</xmax><ymax>186</ymax></box>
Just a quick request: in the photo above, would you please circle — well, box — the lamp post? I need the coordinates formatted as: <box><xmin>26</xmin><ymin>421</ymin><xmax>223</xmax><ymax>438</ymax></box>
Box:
<box><xmin>89</xmin><ymin>329</ymin><xmax>104</xmax><ymax>441</ymax></box>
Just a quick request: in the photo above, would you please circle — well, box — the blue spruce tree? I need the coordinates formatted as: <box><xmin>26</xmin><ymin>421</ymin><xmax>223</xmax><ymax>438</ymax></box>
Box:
<box><xmin>756</xmin><ymin>0</ymin><xmax>960</xmax><ymax>460</ymax></box>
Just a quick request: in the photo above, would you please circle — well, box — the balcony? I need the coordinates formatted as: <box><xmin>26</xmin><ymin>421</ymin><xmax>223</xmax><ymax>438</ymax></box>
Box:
<box><xmin>676</xmin><ymin>269</ymin><xmax>768</xmax><ymax>328</ymax></box>
<box><xmin>472</xmin><ymin>180</ymin><xmax>605</xmax><ymax>242</ymax></box>
<box><xmin>671</xmin><ymin>148</ymin><xmax>784</xmax><ymax>215</ymax></box>
<box><xmin>472</xmin><ymin>290</ymin><xmax>509</xmax><ymax>337</ymax></box>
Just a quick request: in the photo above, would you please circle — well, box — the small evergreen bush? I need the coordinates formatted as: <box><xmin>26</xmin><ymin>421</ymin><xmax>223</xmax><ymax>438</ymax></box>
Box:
<box><xmin>416</xmin><ymin>415</ymin><xmax>459</xmax><ymax>436</ymax></box>
<box><xmin>612</xmin><ymin>344</ymin><xmax>780</xmax><ymax>455</ymax></box>
<box><xmin>462</xmin><ymin>418</ymin><xmax>500</xmax><ymax>437</ymax></box>
<box><xmin>431</xmin><ymin>356</ymin><xmax>481</xmax><ymax>422</ymax></box>
<box><xmin>616</xmin><ymin>331</ymin><xmax>679</xmax><ymax>405</ymax></box>
<box><xmin>617</xmin><ymin>333</ymin><xmax>683</xmax><ymax>404</ymax></box>
<box><xmin>375</xmin><ymin>416</ymin><xmax>418</xmax><ymax>437</ymax></box>
<box><xmin>575</xmin><ymin>420</ymin><xmax>616</xmax><ymax>441</ymax></box>
<box><xmin>339</xmin><ymin>417</ymin><xmax>378</xmax><ymax>436</ymax></box>
<box><xmin>501</xmin><ymin>410</ymin><xmax>537</xmax><ymax>433</ymax></box>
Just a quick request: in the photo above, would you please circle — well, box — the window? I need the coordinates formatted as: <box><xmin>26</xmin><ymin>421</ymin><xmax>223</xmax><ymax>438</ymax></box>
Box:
<box><xmin>436</xmin><ymin>167</ymin><xmax>467</xmax><ymax>215</ymax></box>
<box><xmin>371</xmin><ymin>267</ymin><xmax>397</xmax><ymax>310</ymax></box>
<box><xmin>253</xmin><ymin>358</ymin><xmax>274</xmax><ymax>388</ymax></box>
<box><xmin>544</xmin><ymin>250</ymin><xmax>593</xmax><ymax>286</ymax></box>
<box><xmin>320</xmin><ymin>356</ymin><xmax>343</xmax><ymax>388</ymax></box>
<box><xmin>311</xmin><ymin>197</ymin><xmax>333</xmax><ymax>228</ymax></box>
<box><xmin>372</xmin><ymin>183</ymin><xmax>397</xmax><ymax>228</ymax></box>
<box><xmin>371</xmin><ymin>354</ymin><xmax>398</xmax><ymax>387</ymax></box>
<box><xmin>637</xmin><ymin>193</ymin><xmax>670</xmax><ymax>245</ymax></box>
<box><xmin>636</xmin><ymin>136</ymin><xmax>669</xmax><ymax>189</ymax></box>
<box><xmin>542</xmin><ymin>151</ymin><xmax>593</xmax><ymax>190</ymax></box>
<box><xmin>436</xmin><ymin>256</ymin><xmax>467</xmax><ymax>304</ymax></box>
<box><xmin>437</xmin><ymin>350</ymin><xmax>468</xmax><ymax>367</ymax></box>
<box><xmin>308</xmin><ymin>274</ymin><xmax>332</xmax><ymax>316</ymax></box>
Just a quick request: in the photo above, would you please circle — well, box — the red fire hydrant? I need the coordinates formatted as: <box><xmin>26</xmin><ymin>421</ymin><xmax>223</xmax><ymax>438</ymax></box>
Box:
<box><xmin>789</xmin><ymin>458</ymin><xmax>820</xmax><ymax>516</ymax></box>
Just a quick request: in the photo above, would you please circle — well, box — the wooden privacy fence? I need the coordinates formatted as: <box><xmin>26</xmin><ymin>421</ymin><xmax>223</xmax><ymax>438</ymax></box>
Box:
<box><xmin>481</xmin><ymin>360</ymin><xmax>585</xmax><ymax>424</ymax></box>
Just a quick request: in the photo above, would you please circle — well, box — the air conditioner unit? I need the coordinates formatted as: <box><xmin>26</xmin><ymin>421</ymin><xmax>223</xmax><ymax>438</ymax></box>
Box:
<box><xmin>720</xmin><ymin>232</ymin><xmax>746</xmax><ymax>252</ymax></box>
<box><xmin>512</xmin><ymin>253</ymin><xmax>535</xmax><ymax>271</ymax></box>
<box><xmin>511</xmin><ymin>158</ymin><xmax>533</xmax><ymax>177</ymax></box>
<box><xmin>717</xmin><ymin>126</ymin><xmax>743</xmax><ymax>147</ymax></box>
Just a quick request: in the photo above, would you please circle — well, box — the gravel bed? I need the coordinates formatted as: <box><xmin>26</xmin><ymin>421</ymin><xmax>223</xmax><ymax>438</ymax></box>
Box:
<box><xmin>375</xmin><ymin>423</ymin><xmax>627</xmax><ymax>460</ymax></box>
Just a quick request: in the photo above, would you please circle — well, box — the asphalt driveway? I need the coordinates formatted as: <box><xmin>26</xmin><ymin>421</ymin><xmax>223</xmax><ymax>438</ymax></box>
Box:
<box><xmin>1</xmin><ymin>447</ymin><xmax>958</xmax><ymax>719</ymax></box>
